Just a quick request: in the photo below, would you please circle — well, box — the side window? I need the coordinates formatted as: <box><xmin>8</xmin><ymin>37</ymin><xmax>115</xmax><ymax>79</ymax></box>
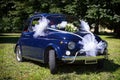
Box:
<box><xmin>32</xmin><ymin>18</ymin><xmax>40</xmax><ymax>26</ymax></box>
<box><xmin>23</xmin><ymin>19</ymin><xmax>30</xmax><ymax>32</ymax></box>
<box><xmin>28</xmin><ymin>17</ymin><xmax>41</xmax><ymax>32</ymax></box>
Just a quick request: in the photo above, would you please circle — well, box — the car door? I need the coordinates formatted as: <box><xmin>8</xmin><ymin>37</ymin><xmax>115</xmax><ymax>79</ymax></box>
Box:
<box><xmin>21</xmin><ymin>18</ymin><xmax>34</xmax><ymax>58</ymax></box>
<box><xmin>21</xmin><ymin>16</ymin><xmax>46</xmax><ymax>61</ymax></box>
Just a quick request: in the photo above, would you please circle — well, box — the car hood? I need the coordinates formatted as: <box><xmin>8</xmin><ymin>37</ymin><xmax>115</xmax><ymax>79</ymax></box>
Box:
<box><xmin>47</xmin><ymin>29</ymin><xmax>83</xmax><ymax>42</ymax></box>
<box><xmin>47</xmin><ymin>28</ymin><xmax>102</xmax><ymax>42</ymax></box>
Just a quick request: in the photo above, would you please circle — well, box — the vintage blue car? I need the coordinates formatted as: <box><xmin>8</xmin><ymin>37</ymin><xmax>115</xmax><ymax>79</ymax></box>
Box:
<box><xmin>15</xmin><ymin>13</ymin><xmax>108</xmax><ymax>74</ymax></box>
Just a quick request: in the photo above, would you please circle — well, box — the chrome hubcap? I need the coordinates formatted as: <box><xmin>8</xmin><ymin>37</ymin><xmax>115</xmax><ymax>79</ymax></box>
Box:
<box><xmin>17</xmin><ymin>47</ymin><xmax>21</xmax><ymax>61</ymax></box>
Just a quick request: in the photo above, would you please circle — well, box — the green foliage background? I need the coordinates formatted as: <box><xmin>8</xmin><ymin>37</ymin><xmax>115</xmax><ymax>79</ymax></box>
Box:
<box><xmin>0</xmin><ymin>0</ymin><xmax>120</xmax><ymax>36</ymax></box>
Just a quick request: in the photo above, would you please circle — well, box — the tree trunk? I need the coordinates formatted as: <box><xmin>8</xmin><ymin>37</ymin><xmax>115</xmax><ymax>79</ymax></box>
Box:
<box><xmin>94</xmin><ymin>2</ymin><xmax>100</xmax><ymax>34</ymax></box>
<box><xmin>94</xmin><ymin>14</ymin><xmax>100</xmax><ymax>34</ymax></box>
<box><xmin>94</xmin><ymin>4</ymin><xmax>100</xmax><ymax>34</ymax></box>
<box><xmin>94</xmin><ymin>24</ymin><xmax>99</xmax><ymax>34</ymax></box>
<box><xmin>114</xmin><ymin>24</ymin><xmax>120</xmax><ymax>38</ymax></box>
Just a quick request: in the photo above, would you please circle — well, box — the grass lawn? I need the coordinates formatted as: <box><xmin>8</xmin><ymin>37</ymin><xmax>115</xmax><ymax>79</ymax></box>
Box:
<box><xmin>0</xmin><ymin>33</ymin><xmax>120</xmax><ymax>80</ymax></box>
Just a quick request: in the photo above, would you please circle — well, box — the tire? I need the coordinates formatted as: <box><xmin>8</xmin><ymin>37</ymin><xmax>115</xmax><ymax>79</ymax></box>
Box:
<box><xmin>97</xmin><ymin>59</ymin><xmax>105</xmax><ymax>69</ymax></box>
<box><xmin>16</xmin><ymin>46</ymin><xmax>24</xmax><ymax>62</ymax></box>
<box><xmin>49</xmin><ymin>50</ymin><xmax>57</xmax><ymax>74</ymax></box>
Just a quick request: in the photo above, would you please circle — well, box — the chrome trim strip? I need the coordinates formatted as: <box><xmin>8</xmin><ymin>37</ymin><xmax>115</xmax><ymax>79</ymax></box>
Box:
<box><xmin>23</xmin><ymin>56</ymin><xmax>44</xmax><ymax>63</ymax></box>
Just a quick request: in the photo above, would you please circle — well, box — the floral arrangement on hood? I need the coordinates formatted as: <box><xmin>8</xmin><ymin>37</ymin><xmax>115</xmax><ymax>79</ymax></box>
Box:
<box><xmin>65</xmin><ymin>23</ymin><xmax>77</xmax><ymax>32</ymax></box>
<box><xmin>57</xmin><ymin>21</ymin><xmax>78</xmax><ymax>32</ymax></box>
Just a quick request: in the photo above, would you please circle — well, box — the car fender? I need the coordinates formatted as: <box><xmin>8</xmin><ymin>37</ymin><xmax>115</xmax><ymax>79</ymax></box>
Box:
<box><xmin>14</xmin><ymin>40</ymin><xmax>22</xmax><ymax>54</ymax></box>
<box><xmin>46</xmin><ymin>43</ymin><xmax>62</xmax><ymax>59</ymax></box>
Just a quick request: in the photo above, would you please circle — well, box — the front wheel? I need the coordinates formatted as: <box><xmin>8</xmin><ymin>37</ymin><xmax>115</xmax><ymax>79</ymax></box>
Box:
<box><xmin>49</xmin><ymin>50</ymin><xmax>57</xmax><ymax>74</ymax></box>
<box><xmin>16</xmin><ymin>46</ymin><xmax>24</xmax><ymax>62</ymax></box>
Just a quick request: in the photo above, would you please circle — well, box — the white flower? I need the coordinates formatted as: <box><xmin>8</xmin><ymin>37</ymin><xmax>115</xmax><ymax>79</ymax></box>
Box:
<box><xmin>57</xmin><ymin>22</ymin><xmax>78</xmax><ymax>32</ymax></box>
<box><xmin>57</xmin><ymin>21</ymin><xmax>67</xmax><ymax>29</ymax></box>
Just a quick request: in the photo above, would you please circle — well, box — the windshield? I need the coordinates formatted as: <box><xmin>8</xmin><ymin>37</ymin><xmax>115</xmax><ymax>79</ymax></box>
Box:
<box><xmin>47</xmin><ymin>15</ymin><xmax>80</xmax><ymax>33</ymax></box>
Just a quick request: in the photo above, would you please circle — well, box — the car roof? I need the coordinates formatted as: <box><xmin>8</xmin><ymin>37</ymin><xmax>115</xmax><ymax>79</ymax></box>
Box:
<box><xmin>27</xmin><ymin>13</ymin><xmax>65</xmax><ymax>23</ymax></box>
<box><xmin>30</xmin><ymin>13</ymin><xmax>64</xmax><ymax>18</ymax></box>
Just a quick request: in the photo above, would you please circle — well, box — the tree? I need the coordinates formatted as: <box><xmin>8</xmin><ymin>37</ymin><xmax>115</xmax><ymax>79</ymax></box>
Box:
<box><xmin>0</xmin><ymin>0</ymin><xmax>119</xmax><ymax>36</ymax></box>
<box><xmin>108</xmin><ymin>0</ymin><xmax>120</xmax><ymax>37</ymax></box>
<box><xmin>86</xmin><ymin>0</ymin><xmax>108</xmax><ymax>34</ymax></box>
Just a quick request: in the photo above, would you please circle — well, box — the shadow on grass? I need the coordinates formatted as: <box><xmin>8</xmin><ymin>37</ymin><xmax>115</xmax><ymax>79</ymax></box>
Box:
<box><xmin>0</xmin><ymin>76</ymin><xmax>13</xmax><ymax>80</ymax></box>
<box><xmin>23</xmin><ymin>59</ymin><xmax>48</xmax><ymax>68</ymax></box>
<box><xmin>57</xmin><ymin>60</ymin><xmax>120</xmax><ymax>74</ymax></box>
<box><xmin>24</xmin><ymin>59</ymin><xmax>120</xmax><ymax>74</ymax></box>
<box><xmin>0</xmin><ymin>37</ymin><xmax>19</xmax><ymax>43</ymax></box>
<box><xmin>105</xmin><ymin>35</ymin><xmax>120</xmax><ymax>39</ymax></box>
<box><xmin>0</xmin><ymin>35</ymin><xmax>19</xmax><ymax>43</ymax></box>
<box><xmin>98</xmin><ymin>32</ymin><xmax>120</xmax><ymax>39</ymax></box>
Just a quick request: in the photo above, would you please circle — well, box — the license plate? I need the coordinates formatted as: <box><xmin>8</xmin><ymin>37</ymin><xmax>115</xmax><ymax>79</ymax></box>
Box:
<box><xmin>85</xmin><ymin>60</ymin><xmax>97</xmax><ymax>64</ymax></box>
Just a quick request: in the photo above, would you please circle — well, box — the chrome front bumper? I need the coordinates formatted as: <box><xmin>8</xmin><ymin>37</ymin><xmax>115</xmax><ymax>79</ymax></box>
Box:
<box><xmin>62</xmin><ymin>55</ymin><xmax>108</xmax><ymax>64</ymax></box>
<box><xmin>62</xmin><ymin>48</ymin><xmax>108</xmax><ymax>64</ymax></box>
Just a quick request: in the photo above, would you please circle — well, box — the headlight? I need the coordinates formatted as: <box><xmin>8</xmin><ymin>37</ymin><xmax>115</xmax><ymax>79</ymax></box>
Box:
<box><xmin>103</xmin><ymin>40</ymin><xmax>108</xmax><ymax>47</ymax></box>
<box><xmin>68</xmin><ymin>41</ymin><xmax>75</xmax><ymax>50</ymax></box>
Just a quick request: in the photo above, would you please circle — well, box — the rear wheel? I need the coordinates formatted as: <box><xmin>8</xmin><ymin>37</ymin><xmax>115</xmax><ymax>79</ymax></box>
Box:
<box><xmin>49</xmin><ymin>50</ymin><xmax>57</xmax><ymax>74</ymax></box>
<box><xmin>16</xmin><ymin>46</ymin><xmax>24</xmax><ymax>62</ymax></box>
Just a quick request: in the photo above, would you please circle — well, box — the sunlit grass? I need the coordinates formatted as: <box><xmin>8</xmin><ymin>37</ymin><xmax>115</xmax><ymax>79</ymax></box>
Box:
<box><xmin>0</xmin><ymin>33</ymin><xmax>120</xmax><ymax>80</ymax></box>
<box><xmin>100</xmin><ymin>35</ymin><xmax>120</xmax><ymax>63</ymax></box>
